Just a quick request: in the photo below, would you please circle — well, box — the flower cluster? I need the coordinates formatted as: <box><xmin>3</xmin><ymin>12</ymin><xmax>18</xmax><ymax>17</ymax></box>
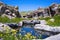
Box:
<box><xmin>21</xmin><ymin>33</ymin><xmax>36</xmax><ymax>40</ymax></box>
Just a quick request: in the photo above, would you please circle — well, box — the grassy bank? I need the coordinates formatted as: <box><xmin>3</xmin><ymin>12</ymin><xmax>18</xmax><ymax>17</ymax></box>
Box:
<box><xmin>0</xmin><ymin>16</ymin><xmax>24</xmax><ymax>23</ymax></box>
<box><xmin>47</xmin><ymin>15</ymin><xmax>60</xmax><ymax>26</ymax></box>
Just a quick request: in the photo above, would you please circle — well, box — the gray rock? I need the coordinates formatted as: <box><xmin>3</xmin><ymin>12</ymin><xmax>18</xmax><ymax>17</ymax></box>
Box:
<box><xmin>40</xmin><ymin>20</ymin><xmax>46</xmax><ymax>25</ymax></box>
<box><xmin>18</xmin><ymin>21</ymin><xmax>23</xmax><ymax>26</ymax></box>
<box><xmin>0</xmin><ymin>2</ymin><xmax>21</xmax><ymax>18</ymax></box>
<box><xmin>0</xmin><ymin>23</ymin><xmax>12</xmax><ymax>32</ymax></box>
<box><xmin>23</xmin><ymin>20</ymin><xmax>40</xmax><ymax>25</ymax></box>
<box><xmin>44</xmin><ymin>34</ymin><xmax>60</xmax><ymax>40</ymax></box>
<box><xmin>34</xmin><ymin>24</ymin><xmax>60</xmax><ymax>32</ymax></box>
<box><xmin>0</xmin><ymin>38</ymin><xmax>3</xmax><ymax>40</ymax></box>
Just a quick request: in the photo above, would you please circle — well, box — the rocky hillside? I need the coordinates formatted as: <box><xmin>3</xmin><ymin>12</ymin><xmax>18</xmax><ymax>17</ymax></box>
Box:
<box><xmin>0</xmin><ymin>2</ymin><xmax>21</xmax><ymax>18</ymax></box>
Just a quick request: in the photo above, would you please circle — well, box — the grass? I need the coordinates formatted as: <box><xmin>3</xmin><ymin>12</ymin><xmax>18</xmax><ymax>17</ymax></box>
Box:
<box><xmin>47</xmin><ymin>14</ymin><xmax>60</xmax><ymax>26</ymax></box>
<box><xmin>0</xmin><ymin>16</ymin><xmax>24</xmax><ymax>23</ymax></box>
<box><xmin>39</xmin><ymin>17</ymin><xmax>51</xmax><ymax>21</ymax></box>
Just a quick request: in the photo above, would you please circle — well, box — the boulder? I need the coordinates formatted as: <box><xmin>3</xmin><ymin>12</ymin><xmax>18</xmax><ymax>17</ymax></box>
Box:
<box><xmin>0</xmin><ymin>23</ymin><xmax>12</xmax><ymax>33</ymax></box>
<box><xmin>0</xmin><ymin>38</ymin><xmax>3</xmax><ymax>40</ymax></box>
<box><xmin>44</xmin><ymin>34</ymin><xmax>60</xmax><ymax>40</ymax></box>
<box><xmin>0</xmin><ymin>2</ymin><xmax>21</xmax><ymax>18</ymax></box>
<box><xmin>1</xmin><ymin>14</ymin><xmax>15</xmax><ymax>19</ymax></box>
<box><xmin>23</xmin><ymin>20</ymin><xmax>40</xmax><ymax>25</ymax></box>
<box><xmin>40</xmin><ymin>20</ymin><xmax>46</xmax><ymax>25</ymax></box>
<box><xmin>18</xmin><ymin>21</ymin><xmax>23</xmax><ymax>26</ymax></box>
<box><xmin>34</xmin><ymin>24</ymin><xmax>60</xmax><ymax>32</ymax></box>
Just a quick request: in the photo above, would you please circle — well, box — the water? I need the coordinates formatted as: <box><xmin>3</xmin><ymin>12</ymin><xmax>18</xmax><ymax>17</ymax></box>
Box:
<box><xmin>18</xmin><ymin>25</ymin><xmax>49</xmax><ymax>39</ymax></box>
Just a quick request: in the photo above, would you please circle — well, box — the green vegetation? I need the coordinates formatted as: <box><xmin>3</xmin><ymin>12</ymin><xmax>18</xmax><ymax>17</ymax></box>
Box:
<box><xmin>0</xmin><ymin>32</ymin><xmax>18</xmax><ymax>40</ymax></box>
<box><xmin>0</xmin><ymin>27</ymin><xmax>37</xmax><ymax>40</ymax></box>
<box><xmin>0</xmin><ymin>26</ymin><xmax>18</xmax><ymax>40</ymax></box>
<box><xmin>39</xmin><ymin>17</ymin><xmax>51</xmax><ymax>21</ymax></box>
<box><xmin>19</xmin><ymin>33</ymin><xmax>36</xmax><ymax>40</ymax></box>
<box><xmin>47</xmin><ymin>15</ymin><xmax>60</xmax><ymax>26</ymax></box>
<box><xmin>0</xmin><ymin>16</ymin><xmax>24</xmax><ymax>23</ymax></box>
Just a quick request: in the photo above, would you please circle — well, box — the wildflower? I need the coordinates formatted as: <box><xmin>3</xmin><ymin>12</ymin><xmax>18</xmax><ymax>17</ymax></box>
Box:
<box><xmin>11</xmin><ymin>29</ymin><xmax>16</xmax><ymax>32</ymax></box>
<box><xmin>11</xmin><ymin>29</ymin><xmax>17</xmax><ymax>34</ymax></box>
<box><xmin>27</xmin><ymin>33</ymin><xmax>31</xmax><ymax>37</ymax></box>
<box><xmin>32</xmin><ymin>36</ymin><xmax>36</xmax><ymax>39</ymax></box>
<box><xmin>25</xmin><ymin>35</ymin><xmax>28</xmax><ymax>38</ymax></box>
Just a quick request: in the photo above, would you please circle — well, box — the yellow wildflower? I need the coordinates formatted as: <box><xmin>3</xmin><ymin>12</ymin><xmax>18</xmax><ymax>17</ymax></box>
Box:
<box><xmin>27</xmin><ymin>33</ymin><xmax>31</xmax><ymax>37</ymax></box>
<box><xmin>25</xmin><ymin>35</ymin><xmax>28</xmax><ymax>38</ymax></box>
<box><xmin>32</xmin><ymin>36</ymin><xmax>36</xmax><ymax>39</ymax></box>
<box><xmin>11</xmin><ymin>29</ymin><xmax>17</xmax><ymax>34</ymax></box>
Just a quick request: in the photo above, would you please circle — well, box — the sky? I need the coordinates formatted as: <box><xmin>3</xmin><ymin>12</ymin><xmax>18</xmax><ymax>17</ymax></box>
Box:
<box><xmin>0</xmin><ymin>0</ymin><xmax>60</xmax><ymax>12</ymax></box>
